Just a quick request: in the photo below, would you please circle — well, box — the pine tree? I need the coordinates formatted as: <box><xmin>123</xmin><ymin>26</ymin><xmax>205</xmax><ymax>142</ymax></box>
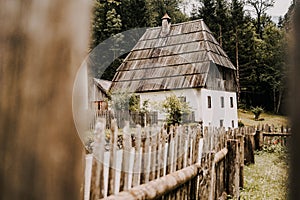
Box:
<box><xmin>91</xmin><ymin>0</ymin><xmax>122</xmax><ymax>49</ymax></box>
<box><xmin>145</xmin><ymin>0</ymin><xmax>188</xmax><ymax>27</ymax></box>
<box><xmin>120</xmin><ymin>0</ymin><xmax>147</xmax><ymax>30</ymax></box>
<box><xmin>194</xmin><ymin>0</ymin><xmax>217</xmax><ymax>34</ymax></box>
<box><xmin>215</xmin><ymin>0</ymin><xmax>229</xmax><ymax>47</ymax></box>
<box><xmin>246</xmin><ymin>0</ymin><xmax>275</xmax><ymax>38</ymax></box>
<box><xmin>228</xmin><ymin>0</ymin><xmax>245</xmax><ymax>101</ymax></box>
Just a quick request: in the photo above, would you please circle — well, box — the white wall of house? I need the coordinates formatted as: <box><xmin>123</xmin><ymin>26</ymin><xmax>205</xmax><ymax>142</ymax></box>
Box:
<box><xmin>138</xmin><ymin>89</ymin><xmax>201</xmax><ymax>121</ymax></box>
<box><xmin>137</xmin><ymin>88</ymin><xmax>238</xmax><ymax>129</ymax></box>
<box><xmin>200</xmin><ymin>88</ymin><xmax>238</xmax><ymax>129</ymax></box>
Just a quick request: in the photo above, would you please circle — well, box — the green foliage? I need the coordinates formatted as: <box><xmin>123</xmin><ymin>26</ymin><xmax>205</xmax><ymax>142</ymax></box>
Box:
<box><xmin>129</xmin><ymin>93</ymin><xmax>140</xmax><ymax>112</ymax></box>
<box><xmin>111</xmin><ymin>91</ymin><xmax>131</xmax><ymax>111</ymax></box>
<box><xmin>251</xmin><ymin>106</ymin><xmax>264</xmax><ymax>120</ymax></box>
<box><xmin>262</xmin><ymin>143</ymin><xmax>287</xmax><ymax>154</ymax></box>
<box><xmin>246</xmin><ymin>0</ymin><xmax>275</xmax><ymax>38</ymax></box>
<box><xmin>91</xmin><ymin>0</ymin><xmax>122</xmax><ymax>49</ymax></box>
<box><xmin>161</xmin><ymin>94</ymin><xmax>191</xmax><ymax>125</ymax></box>
<box><xmin>120</xmin><ymin>0</ymin><xmax>147</xmax><ymax>29</ymax></box>
<box><xmin>140</xmin><ymin>100</ymin><xmax>150</xmax><ymax>114</ymax></box>
<box><xmin>111</xmin><ymin>92</ymin><xmax>146</xmax><ymax>113</ymax></box>
<box><xmin>90</xmin><ymin>0</ymin><xmax>188</xmax><ymax>81</ymax></box>
<box><xmin>238</xmin><ymin>120</ymin><xmax>245</xmax><ymax>127</ymax></box>
<box><xmin>145</xmin><ymin>0</ymin><xmax>188</xmax><ymax>27</ymax></box>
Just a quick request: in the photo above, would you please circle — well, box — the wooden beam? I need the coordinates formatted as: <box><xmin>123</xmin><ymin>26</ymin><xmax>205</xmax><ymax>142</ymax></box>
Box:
<box><xmin>263</xmin><ymin>133</ymin><xmax>292</xmax><ymax>137</ymax></box>
<box><xmin>100</xmin><ymin>163</ymin><xmax>202</xmax><ymax>200</ymax></box>
<box><xmin>214</xmin><ymin>148</ymin><xmax>228</xmax><ymax>163</ymax></box>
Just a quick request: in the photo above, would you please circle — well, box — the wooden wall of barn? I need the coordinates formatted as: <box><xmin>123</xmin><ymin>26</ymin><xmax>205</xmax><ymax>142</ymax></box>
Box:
<box><xmin>205</xmin><ymin>62</ymin><xmax>237</xmax><ymax>92</ymax></box>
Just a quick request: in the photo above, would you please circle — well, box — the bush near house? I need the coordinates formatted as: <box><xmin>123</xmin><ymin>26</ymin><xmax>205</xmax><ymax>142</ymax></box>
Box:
<box><xmin>161</xmin><ymin>94</ymin><xmax>191</xmax><ymax>125</ymax></box>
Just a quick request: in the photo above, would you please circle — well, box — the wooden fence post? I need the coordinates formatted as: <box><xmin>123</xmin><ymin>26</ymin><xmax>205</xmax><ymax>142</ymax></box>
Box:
<box><xmin>132</xmin><ymin>125</ymin><xmax>142</xmax><ymax>187</ymax></box>
<box><xmin>0</xmin><ymin>1</ymin><xmax>90</xmax><ymax>199</ymax></box>
<box><xmin>226</xmin><ymin>139</ymin><xmax>240</xmax><ymax>199</ymax></box>
<box><xmin>84</xmin><ymin>154</ymin><xmax>93</xmax><ymax>200</ymax></box>
<box><xmin>254</xmin><ymin>130</ymin><xmax>263</xmax><ymax>150</ymax></box>
<box><xmin>209</xmin><ymin>152</ymin><xmax>216</xmax><ymax>200</ymax></box>
<box><xmin>244</xmin><ymin>134</ymin><xmax>255</xmax><ymax>165</ymax></box>
<box><xmin>236</xmin><ymin>132</ymin><xmax>244</xmax><ymax>188</ymax></box>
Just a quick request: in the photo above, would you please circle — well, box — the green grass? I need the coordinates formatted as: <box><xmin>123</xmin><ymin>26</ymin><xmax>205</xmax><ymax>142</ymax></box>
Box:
<box><xmin>240</xmin><ymin>149</ymin><xmax>289</xmax><ymax>200</ymax></box>
<box><xmin>238</xmin><ymin>109</ymin><xmax>289</xmax><ymax>127</ymax></box>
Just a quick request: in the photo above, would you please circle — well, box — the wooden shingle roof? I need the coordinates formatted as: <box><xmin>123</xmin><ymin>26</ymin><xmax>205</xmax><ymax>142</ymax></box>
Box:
<box><xmin>110</xmin><ymin>19</ymin><xmax>235</xmax><ymax>93</ymax></box>
<box><xmin>94</xmin><ymin>78</ymin><xmax>111</xmax><ymax>93</ymax></box>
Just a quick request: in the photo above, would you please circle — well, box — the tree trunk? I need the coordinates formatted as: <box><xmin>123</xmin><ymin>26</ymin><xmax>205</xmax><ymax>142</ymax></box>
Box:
<box><xmin>273</xmin><ymin>87</ymin><xmax>277</xmax><ymax>113</ymax></box>
<box><xmin>276</xmin><ymin>88</ymin><xmax>283</xmax><ymax>114</ymax></box>
<box><xmin>0</xmin><ymin>1</ymin><xmax>90</xmax><ymax>199</ymax></box>
<box><xmin>235</xmin><ymin>29</ymin><xmax>240</xmax><ymax>103</ymax></box>
<box><xmin>219</xmin><ymin>24</ymin><xmax>223</xmax><ymax>47</ymax></box>
<box><xmin>257</xmin><ymin>12</ymin><xmax>262</xmax><ymax>38</ymax></box>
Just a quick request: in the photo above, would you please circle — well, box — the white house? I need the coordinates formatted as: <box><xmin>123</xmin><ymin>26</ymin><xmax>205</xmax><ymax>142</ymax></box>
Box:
<box><xmin>110</xmin><ymin>14</ymin><xmax>238</xmax><ymax>129</ymax></box>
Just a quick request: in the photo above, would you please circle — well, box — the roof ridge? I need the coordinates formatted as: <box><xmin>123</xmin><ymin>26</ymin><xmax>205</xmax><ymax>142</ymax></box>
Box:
<box><xmin>145</xmin><ymin>19</ymin><xmax>205</xmax><ymax>31</ymax></box>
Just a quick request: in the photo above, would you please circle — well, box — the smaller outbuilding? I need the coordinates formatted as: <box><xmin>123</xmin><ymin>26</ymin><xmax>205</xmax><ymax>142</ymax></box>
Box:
<box><xmin>91</xmin><ymin>78</ymin><xmax>111</xmax><ymax>111</ymax></box>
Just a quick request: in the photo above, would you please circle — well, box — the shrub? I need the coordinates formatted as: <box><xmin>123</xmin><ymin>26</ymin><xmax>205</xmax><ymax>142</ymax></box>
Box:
<box><xmin>161</xmin><ymin>94</ymin><xmax>191</xmax><ymax>125</ymax></box>
<box><xmin>251</xmin><ymin>106</ymin><xmax>264</xmax><ymax>120</ymax></box>
<box><xmin>238</xmin><ymin>120</ymin><xmax>245</xmax><ymax>127</ymax></box>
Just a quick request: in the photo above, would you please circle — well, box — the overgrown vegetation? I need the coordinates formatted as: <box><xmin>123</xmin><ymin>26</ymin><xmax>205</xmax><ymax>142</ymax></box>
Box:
<box><xmin>240</xmin><ymin>147</ymin><xmax>289</xmax><ymax>200</ymax></box>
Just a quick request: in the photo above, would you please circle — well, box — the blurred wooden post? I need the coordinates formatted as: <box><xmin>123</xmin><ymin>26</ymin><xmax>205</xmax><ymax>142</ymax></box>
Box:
<box><xmin>236</xmin><ymin>132</ymin><xmax>244</xmax><ymax>188</ymax></box>
<box><xmin>132</xmin><ymin>125</ymin><xmax>142</xmax><ymax>187</ymax></box>
<box><xmin>226</xmin><ymin>139</ymin><xmax>240</xmax><ymax>199</ymax></box>
<box><xmin>254</xmin><ymin>130</ymin><xmax>263</xmax><ymax>150</ymax></box>
<box><xmin>244</xmin><ymin>134</ymin><xmax>255</xmax><ymax>165</ymax></box>
<box><xmin>84</xmin><ymin>154</ymin><xmax>93</xmax><ymax>200</ymax></box>
<box><xmin>290</xmin><ymin>3</ymin><xmax>300</xmax><ymax>198</ymax></box>
<box><xmin>0</xmin><ymin>1</ymin><xmax>90</xmax><ymax>199</ymax></box>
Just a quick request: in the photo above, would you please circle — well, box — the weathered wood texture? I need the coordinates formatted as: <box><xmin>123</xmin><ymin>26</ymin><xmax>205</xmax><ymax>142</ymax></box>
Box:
<box><xmin>226</xmin><ymin>139</ymin><xmax>240</xmax><ymax>199</ymax></box>
<box><xmin>89</xmin><ymin>122</ymin><xmax>203</xmax><ymax>199</ymax></box>
<box><xmin>0</xmin><ymin>1</ymin><xmax>90</xmax><ymax>199</ymax></box>
<box><xmin>253</xmin><ymin>124</ymin><xmax>291</xmax><ymax>151</ymax></box>
<box><xmin>101</xmin><ymin>164</ymin><xmax>201</xmax><ymax>200</ymax></box>
<box><xmin>86</xmin><ymin>123</ymin><xmax>288</xmax><ymax>200</ymax></box>
<box><xmin>110</xmin><ymin>19</ymin><xmax>237</xmax><ymax>93</ymax></box>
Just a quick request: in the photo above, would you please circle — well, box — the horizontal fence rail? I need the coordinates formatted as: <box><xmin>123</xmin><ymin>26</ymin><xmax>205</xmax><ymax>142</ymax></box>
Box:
<box><xmin>101</xmin><ymin>163</ymin><xmax>202</xmax><ymax>200</ymax></box>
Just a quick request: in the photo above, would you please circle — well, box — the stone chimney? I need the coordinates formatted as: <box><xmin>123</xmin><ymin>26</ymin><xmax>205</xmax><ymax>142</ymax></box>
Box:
<box><xmin>161</xmin><ymin>13</ymin><xmax>171</xmax><ymax>37</ymax></box>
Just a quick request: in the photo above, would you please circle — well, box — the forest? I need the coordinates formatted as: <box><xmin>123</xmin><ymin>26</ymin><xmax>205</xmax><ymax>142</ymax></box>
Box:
<box><xmin>90</xmin><ymin>0</ymin><xmax>294</xmax><ymax>114</ymax></box>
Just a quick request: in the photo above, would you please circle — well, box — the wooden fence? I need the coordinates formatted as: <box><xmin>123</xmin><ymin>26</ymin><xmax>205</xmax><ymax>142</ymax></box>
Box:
<box><xmin>242</xmin><ymin>124</ymin><xmax>291</xmax><ymax>165</ymax></box>
<box><xmin>84</xmin><ymin>122</ymin><xmax>290</xmax><ymax>200</ymax></box>
<box><xmin>91</xmin><ymin>110</ymin><xmax>196</xmax><ymax>131</ymax></box>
